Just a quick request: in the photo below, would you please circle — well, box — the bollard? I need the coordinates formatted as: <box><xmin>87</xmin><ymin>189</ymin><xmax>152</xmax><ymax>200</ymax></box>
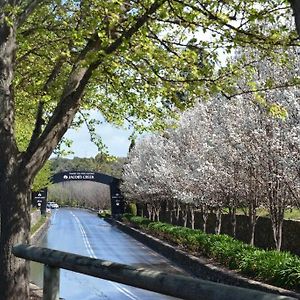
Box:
<box><xmin>43</xmin><ymin>265</ymin><xmax>60</xmax><ymax>300</ymax></box>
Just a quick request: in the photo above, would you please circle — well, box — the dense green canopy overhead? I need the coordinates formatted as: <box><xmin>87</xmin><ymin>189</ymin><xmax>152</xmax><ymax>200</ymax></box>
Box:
<box><xmin>13</xmin><ymin>0</ymin><xmax>299</xmax><ymax>156</ymax></box>
<box><xmin>1</xmin><ymin>1</ymin><xmax>300</xmax><ymax>300</ymax></box>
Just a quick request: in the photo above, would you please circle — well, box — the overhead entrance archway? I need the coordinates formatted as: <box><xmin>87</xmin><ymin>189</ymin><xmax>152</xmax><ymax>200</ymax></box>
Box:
<box><xmin>51</xmin><ymin>171</ymin><xmax>124</xmax><ymax>216</ymax></box>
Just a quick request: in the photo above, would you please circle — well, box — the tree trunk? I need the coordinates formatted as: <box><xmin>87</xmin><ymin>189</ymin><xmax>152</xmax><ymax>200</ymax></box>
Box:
<box><xmin>147</xmin><ymin>204</ymin><xmax>153</xmax><ymax>221</ymax></box>
<box><xmin>155</xmin><ymin>207</ymin><xmax>160</xmax><ymax>222</ymax></box>
<box><xmin>169</xmin><ymin>200</ymin><xmax>175</xmax><ymax>224</ymax></box>
<box><xmin>0</xmin><ymin>20</ymin><xmax>32</xmax><ymax>300</ymax></box>
<box><xmin>190</xmin><ymin>206</ymin><xmax>195</xmax><ymax>230</ymax></box>
<box><xmin>230</xmin><ymin>205</ymin><xmax>237</xmax><ymax>238</ymax></box>
<box><xmin>183</xmin><ymin>205</ymin><xmax>188</xmax><ymax>227</ymax></box>
<box><xmin>175</xmin><ymin>202</ymin><xmax>180</xmax><ymax>224</ymax></box>
<box><xmin>271</xmin><ymin>216</ymin><xmax>284</xmax><ymax>251</ymax></box>
<box><xmin>0</xmin><ymin>173</ymin><xmax>31</xmax><ymax>300</ymax></box>
<box><xmin>290</xmin><ymin>0</ymin><xmax>300</xmax><ymax>36</ymax></box>
<box><xmin>248</xmin><ymin>202</ymin><xmax>257</xmax><ymax>246</ymax></box>
<box><xmin>202</xmin><ymin>214</ymin><xmax>208</xmax><ymax>233</ymax></box>
<box><xmin>215</xmin><ymin>208</ymin><xmax>222</xmax><ymax>235</ymax></box>
<box><xmin>267</xmin><ymin>177</ymin><xmax>285</xmax><ymax>251</ymax></box>
<box><xmin>201</xmin><ymin>204</ymin><xmax>209</xmax><ymax>233</ymax></box>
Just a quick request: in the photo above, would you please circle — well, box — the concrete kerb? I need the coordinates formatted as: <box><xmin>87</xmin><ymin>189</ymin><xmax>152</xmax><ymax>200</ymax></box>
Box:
<box><xmin>105</xmin><ymin>218</ymin><xmax>300</xmax><ymax>299</ymax></box>
<box><xmin>30</xmin><ymin>215</ymin><xmax>51</xmax><ymax>245</ymax></box>
<box><xmin>29</xmin><ymin>214</ymin><xmax>51</xmax><ymax>299</ymax></box>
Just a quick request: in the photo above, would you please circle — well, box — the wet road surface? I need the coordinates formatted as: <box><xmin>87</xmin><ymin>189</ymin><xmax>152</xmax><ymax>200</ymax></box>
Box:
<box><xmin>30</xmin><ymin>208</ymin><xmax>186</xmax><ymax>299</ymax></box>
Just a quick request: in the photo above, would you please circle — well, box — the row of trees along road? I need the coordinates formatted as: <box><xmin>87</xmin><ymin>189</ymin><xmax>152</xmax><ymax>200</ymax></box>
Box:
<box><xmin>1</xmin><ymin>1</ymin><xmax>300</xmax><ymax>299</ymax></box>
<box><xmin>121</xmin><ymin>47</ymin><xmax>300</xmax><ymax>251</ymax></box>
<box><xmin>48</xmin><ymin>181</ymin><xmax>111</xmax><ymax>210</ymax></box>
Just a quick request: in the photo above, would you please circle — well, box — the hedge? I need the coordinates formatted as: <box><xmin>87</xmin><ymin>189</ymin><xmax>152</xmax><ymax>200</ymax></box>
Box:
<box><xmin>122</xmin><ymin>214</ymin><xmax>300</xmax><ymax>290</ymax></box>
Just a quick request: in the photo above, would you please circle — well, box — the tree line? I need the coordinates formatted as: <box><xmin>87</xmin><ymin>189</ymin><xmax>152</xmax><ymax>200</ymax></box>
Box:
<box><xmin>1</xmin><ymin>1</ymin><xmax>299</xmax><ymax>299</ymax></box>
<box><xmin>50</xmin><ymin>154</ymin><xmax>126</xmax><ymax>179</ymax></box>
<box><xmin>48</xmin><ymin>181</ymin><xmax>111</xmax><ymax>210</ymax></box>
<box><xmin>121</xmin><ymin>48</ymin><xmax>300</xmax><ymax>251</ymax></box>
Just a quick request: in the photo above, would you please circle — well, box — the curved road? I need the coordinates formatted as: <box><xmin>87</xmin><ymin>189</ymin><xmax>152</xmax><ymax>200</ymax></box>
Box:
<box><xmin>31</xmin><ymin>208</ymin><xmax>186</xmax><ymax>300</ymax></box>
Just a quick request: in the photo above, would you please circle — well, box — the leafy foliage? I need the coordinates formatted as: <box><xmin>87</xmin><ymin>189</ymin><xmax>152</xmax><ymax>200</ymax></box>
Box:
<box><xmin>48</xmin><ymin>181</ymin><xmax>110</xmax><ymax>209</ymax></box>
<box><xmin>50</xmin><ymin>155</ymin><xmax>126</xmax><ymax>178</ymax></box>
<box><xmin>31</xmin><ymin>161</ymin><xmax>52</xmax><ymax>192</ymax></box>
<box><xmin>1</xmin><ymin>1</ymin><xmax>300</xmax><ymax>298</ymax></box>
<box><xmin>122</xmin><ymin>47</ymin><xmax>300</xmax><ymax>248</ymax></box>
<box><xmin>13</xmin><ymin>0</ymin><xmax>300</xmax><ymax>155</ymax></box>
<box><xmin>98</xmin><ymin>210</ymin><xmax>111</xmax><ymax>218</ymax></box>
<box><xmin>123</xmin><ymin>214</ymin><xmax>300</xmax><ymax>290</ymax></box>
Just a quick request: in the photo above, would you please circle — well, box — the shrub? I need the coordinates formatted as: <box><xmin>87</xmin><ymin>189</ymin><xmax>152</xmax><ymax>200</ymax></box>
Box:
<box><xmin>124</xmin><ymin>215</ymin><xmax>300</xmax><ymax>290</ymax></box>
<box><xmin>98</xmin><ymin>210</ymin><xmax>111</xmax><ymax>218</ymax></box>
<box><xmin>126</xmin><ymin>202</ymin><xmax>137</xmax><ymax>216</ymax></box>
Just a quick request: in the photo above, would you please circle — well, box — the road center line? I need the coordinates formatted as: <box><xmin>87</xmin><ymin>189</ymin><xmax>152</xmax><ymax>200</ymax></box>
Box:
<box><xmin>71</xmin><ymin>212</ymin><xmax>96</xmax><ymax>258</ymax></box>
<box><xmin>70</xmin><ymin>212</ymin><xmax>140</xmax><ymax>300</ymax></box>
<box><xmin>111</xmin><ymin>282</ymin><xmax>140</xmax><ymax>300</ymax></box>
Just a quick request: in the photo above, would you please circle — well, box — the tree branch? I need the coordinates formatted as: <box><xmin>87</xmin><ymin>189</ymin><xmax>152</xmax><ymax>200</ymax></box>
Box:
<box><xmin>174</xmin><ymin>0</ymin><xmax>293</xmax><ymax>46</ymax></box>
<box><xmin>23</xmin><ymin>0</ymin><xmax>167</xmax><ymax>177</ymax></box>
<box><xmin>289</xmin><ymin>0</ymin><xmax>300</xmax><ymax>36</ymax></box>
<box><xmin>27</xmin><ymin>101</ymin><xmax>44</xmax><ymax>147</ymax></box>
<box><xmin>17</xmin><ymin>0</ymin><xmax>48</xmax><ymax>27</ymax></box>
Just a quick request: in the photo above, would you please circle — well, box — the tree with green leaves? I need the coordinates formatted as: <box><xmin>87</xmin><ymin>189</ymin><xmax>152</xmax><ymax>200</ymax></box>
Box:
<box><xmin>0</xmin><ymin>1</ymin><xmax>299</xmax><ymax>299</ymax></box>
<box><xmin>31</xmin><ymin>161</ymin><xmax>51</xmax><ymax>192</ymax></box>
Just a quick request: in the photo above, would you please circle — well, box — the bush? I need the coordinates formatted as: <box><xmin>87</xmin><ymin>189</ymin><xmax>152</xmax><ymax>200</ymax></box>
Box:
<box><xmin>124</xmin><ymin>215</ymin><xmax>300</xmax><ymax>290</ymax></box>
<box><xmin>124</xmin><ymin>215</ymin><xmax>152</xmax><ymax>227</ymax></box>
<box><xmin>126</xmin><ymin>202</ymin><xmax>137</xmax><ymax>216</ymax></box>
<box><xmin>98</xmin><ymin>210</ymin><xmax>111</xmax><ymax>218</ymax></box>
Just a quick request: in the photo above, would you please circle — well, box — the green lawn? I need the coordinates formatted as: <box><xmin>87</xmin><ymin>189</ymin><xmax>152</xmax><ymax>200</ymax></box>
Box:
<box><xmin>30</xmin><ymin>216</ymin><xmax>47</xmax><ymax>234</ymax></box>
<box><xmin>223</xmin><ymin>208</ymin><xmax>300</xmax><ymax>220</ymax></box>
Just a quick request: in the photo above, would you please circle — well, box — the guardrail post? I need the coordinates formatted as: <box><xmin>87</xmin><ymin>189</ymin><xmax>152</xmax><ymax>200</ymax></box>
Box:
<box><xmin>43</xmin><ymin>265</ymin><xmax>60</xmax><ymax>300</ymax></box>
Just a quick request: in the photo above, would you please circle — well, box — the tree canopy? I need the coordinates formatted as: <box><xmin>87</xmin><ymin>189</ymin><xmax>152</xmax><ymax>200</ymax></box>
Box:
<box><xmin>50</xmin><ymin>155</ymin><xmax>126</xmax><ymax>178</ymax></box>
<box><xmin>13</xmin><ymin>1</ymin><xmax>299</xmax><ymax>158</ymax></box>
<box><xmin>1</xmin><ymin>1</ymin><xmax>300</xmax><ymax>299</ymax></box>
<box><xmin>121</xmin><ymin>46</ymin><xmax>300</xmax><ymax>251</ymax></box>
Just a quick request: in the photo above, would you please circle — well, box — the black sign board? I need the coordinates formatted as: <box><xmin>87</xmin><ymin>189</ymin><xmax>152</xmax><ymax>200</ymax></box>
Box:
<box><xmin>32</xmin><ymin>188</ymin><xmax>47</xmax><ymax>215</ymax></box>
<box><xmin>51</xmin><ymin>171</ymin><xmax>125</xmax><ymax>216</ymax></box>
<box><xmin>111</xmin><ymin>193</ymin><xmax>125</xmax><ymax>216</ymax></box>
<box><xmin>52</xmin><ymin>171</ymin><xmax>113</xmax><ymax>185</ymax></box>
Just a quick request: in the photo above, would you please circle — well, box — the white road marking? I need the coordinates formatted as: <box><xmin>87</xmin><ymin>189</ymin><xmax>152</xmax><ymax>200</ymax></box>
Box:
<box><xmin>71</xmin><ymin>212</ymin><xmax>96</xmax><ymax>258</ymax></box>
<box><xmin>70</xmin><ymin>212</ymin><xmax>140</xmax><ymax>300</ymax></box>
<box><xmin>111</xmin><ymin>282</ymin><xmax>140</xmax><ymax>300</ymax></box>
<box><xmin>51</xmin><ymin>209</ymin><xmax>58</xmax><ymax>224</ymax></box>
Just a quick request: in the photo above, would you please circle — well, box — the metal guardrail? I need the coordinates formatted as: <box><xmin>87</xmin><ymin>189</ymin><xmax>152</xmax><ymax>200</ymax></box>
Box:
<box><xmin>13</xmin><ymin>244</ymin><xmax>296</xmax><ymax>300</ymax></box>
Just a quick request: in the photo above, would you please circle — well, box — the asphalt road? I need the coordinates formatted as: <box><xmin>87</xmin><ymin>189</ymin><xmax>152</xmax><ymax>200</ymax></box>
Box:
<box><xmin>30</xmin><ymin>208</ymin><xmax>186</xmax><ymax>300</ymax></box>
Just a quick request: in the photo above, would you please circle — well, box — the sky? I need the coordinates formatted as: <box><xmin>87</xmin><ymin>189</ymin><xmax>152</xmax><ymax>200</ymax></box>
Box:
<box><xmin>59</xmin><ymin>112</ymin><xmax>133</xmax><ymax>158</ymax></box>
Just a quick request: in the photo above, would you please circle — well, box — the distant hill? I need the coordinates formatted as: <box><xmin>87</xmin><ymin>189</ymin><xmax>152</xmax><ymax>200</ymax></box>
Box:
<box><xmin>50</xmin><ymin>155</ymin><xmax>127</xmax><ymax>179</ymax></box>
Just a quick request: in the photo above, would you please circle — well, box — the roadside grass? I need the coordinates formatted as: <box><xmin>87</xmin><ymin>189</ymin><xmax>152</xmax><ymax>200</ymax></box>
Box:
<box><xmin>122</xmin><ymin>214</ymin><xmax>300</xmax><ymax>291</ymax></box>
<box><xmin>283</xmin><ymin>209</ymin><xmax>300</xmax><ymax>220</ymax></box>
<box><xmin>30</xmin><ymin>216</ymin><xmax>47</xmax><ymax>234</ymax></box>
<box><xmin>222</xmin><ymin>208</ymin><xmax>300</xmax><ymax>220</ymax></box>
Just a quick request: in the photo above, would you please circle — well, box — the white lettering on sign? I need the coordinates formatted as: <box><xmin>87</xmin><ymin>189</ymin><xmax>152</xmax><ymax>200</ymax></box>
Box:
<box><xmin>68</xmin><ymin>175</ymin><xmax>83</xmax><ymax>179</ymax></box>
<box><xmin>63</xmin><ymin>173</ymin><xmax>95</xmax><ymax>180</ymax></box>
<box><xmin>83</xmin><ymin>175</ymin><xmax>94</xmax><ymax>179</ymax></box>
